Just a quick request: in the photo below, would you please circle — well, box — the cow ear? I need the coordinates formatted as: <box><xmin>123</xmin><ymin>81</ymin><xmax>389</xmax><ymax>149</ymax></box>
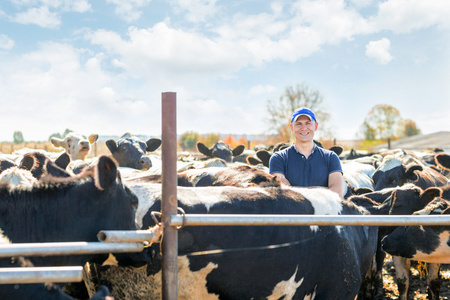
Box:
<box><xmin>232</xmin><ymin>145</ymin><xmax>245</xmax><ymax>157</ymax></box>
<box><xmin>419</xmin><ymin>187</ymin><xmax>443</xmax><ymax>209</ymax></box>
<box><xmin>435</xmin><ymin>153</ymin><xmax>450</xmax><ymax>171</ymax></box>
<box><xmin>421</xmin><ymin>187</ymin><xmax>443</xmax><ymax>201</ymax></box>
<box><xmin>329</xmin><ymin>145</ymin><xmax>343</xmax><ymax>156</ymax></box>
<box><xmin>45</xmin><ymin>160</ymin><xmax>71</xmax><ymax>178</ymax></box>
<box><xmin>405</xmin><ymin>164</ymin><xmax>422</xmax><ymax>181</ymax></box>
<box><xmin>54</xmin><ymin>152</ymin><xmax>71</xmax><ymax>170</ymax></box>
<box><xmin>106</xmin><ymin>139</ymin><xmax>118</xmax><ymax>154</ymax></box>
<box><xmin>146</xmin><ymin>138</ymin><xmax>162</xmax><ymax>152</ymax></box>
<box><xmin>51</xmin><ymin>137</ymin><xmax>63</xmax><ymax>148</ymax></box>
<box><xmin>88</xmin><ymin>134</ymin><xmax>99</xmax><ymax>144</ymax></box>
<box><xmin>197</xmin><ymin>142</ymin><xmax>212</xmax><ymax>157</ymax></box>
<box><xmin>19</xmin><ymin>154</ymin><xmax>35</xmax><ymax>171</ymax></box>
<box><xmin>246</xmin><ymin>156</ymin><xmax>262</xmax><ymax>166</ymax></box>
<box><xmin>256</xmin><ymin>149</ymin><xmax>272</xmax><ymax>167</ymax></box>
<box><xmin>95</xmin><ymin>156</ymin><xmax>118</xmax><ymax>190</ymax></box>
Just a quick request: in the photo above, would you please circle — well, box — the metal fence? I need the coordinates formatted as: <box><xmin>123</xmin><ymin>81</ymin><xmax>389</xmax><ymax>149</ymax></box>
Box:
<box><xmin>1</xmin><ymin>93</ymin><xmax>449</xmax><ymax>299</ymax></box>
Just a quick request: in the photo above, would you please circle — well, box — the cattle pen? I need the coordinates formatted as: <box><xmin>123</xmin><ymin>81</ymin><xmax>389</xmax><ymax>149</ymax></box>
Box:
<box><xmin>1</xmin><ymin>92</ymin><xmax>450</xmax><ymax>299</ymax></box>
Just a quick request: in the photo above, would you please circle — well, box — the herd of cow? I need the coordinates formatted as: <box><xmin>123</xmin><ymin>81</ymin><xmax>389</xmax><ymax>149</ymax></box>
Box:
<box><xmin>1</xmin><ymin>132</ymin><xmax>450</xmax><ymax>299</ymax></box>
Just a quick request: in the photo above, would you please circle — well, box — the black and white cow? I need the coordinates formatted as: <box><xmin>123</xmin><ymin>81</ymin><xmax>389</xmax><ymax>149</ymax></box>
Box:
<box><xmin>370</xmin><ymin>151</ymin><xmax>449</xmax><ymax>299</ymax></box>
<box><xmin>372</xmin><ymin>151</ymin><xmax>448</xmax><ymax>191</ymax></box>
<box><xmin>91</xmin><ymin>184</ymin><xmax>377</xmax><ymax>299</ymax></box>
<box><xmin>196</xmin><ymin>140</ymin><xmax>245</xmax><ymax>163</ymax></box>
<box><xmin>0</xmin><ymin>155</ymin><xmax>150</xmax><ymax>272</ymax></box>
<box><xmin>125</xmin><ymin>164</ymin><xmax>280</xmax><ymax>188</ymax></box>
<box><xmin>381</xmin><ymin>195</ymin><xmax>450</xmax><ymax>264</ymax></box>
<box><xmin>106</xmin><ymin>133</ymin><xmax>162</xmax><ymax>170</ymax></box>
<box><xmin>51</xmin><ymin>132</ymin><xmax>99</xmax><ymax>161</ymax></box>
<box><xmin>349</xmin><ymin>185</ymin><xmax>444</xmax><ymax>300</ymax></box>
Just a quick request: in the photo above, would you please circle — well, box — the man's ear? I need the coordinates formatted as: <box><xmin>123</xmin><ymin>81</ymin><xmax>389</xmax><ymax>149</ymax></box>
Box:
<box><xmin>315</xmin><ymin>122</ymin><xmax>319</xmax><ymax>130</ymax></box>
<box><xmin>290</xmin><ymin>123</ymin><xmax>294</xmax><ymax>131</ymax></box>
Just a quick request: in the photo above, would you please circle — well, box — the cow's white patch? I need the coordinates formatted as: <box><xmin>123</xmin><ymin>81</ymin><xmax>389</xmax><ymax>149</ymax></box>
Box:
<box><xmin>342</xmin><ymin>161</ymin><xmax>375</xmax><ymax>189</ymax></box>
<box><xmin>216</xmin><ymin>142</ymin><xmax>228</xmax><ymax>150</ymax></box>
<box><xmin>131</xmin><ymin>183</ymin><xmax>161</xmax><ymax>228</ymax></box>
<box><xmin>149</xmin><ymin>256</ymin><xmax>219</xmax><ymax>300</ymax></box>
<box><xmin>101</xmin><ymin>253</ymin><xmax>118</xmax><ymax>266</ymax></box>
<box><xmin>0</xmin><ymin>167</ymin><xmax>36</xmax><ymax>189</ymax></box>
<box><xmin>177</xmin><ymin>186</ymin><xmax>234</xmax><ymax>213</ymax></box>
<box><xmin>292</xmin><ymin>187</ymin><xmax>343</xmax><ymax>232</ymax></box>
<box><xmin>268</xmin><ymin>267</ymin><xmax>303</xmax><ymax>300</ymax></box>
<box><xmin>378</xmin><ymin>155</ymin><xmax>403</xmax><ymax>172</ymax></box>
<box><xmin>413</xmin><ymin>231</ymin><xmax>450</xmax><ymax>263</ymax></box>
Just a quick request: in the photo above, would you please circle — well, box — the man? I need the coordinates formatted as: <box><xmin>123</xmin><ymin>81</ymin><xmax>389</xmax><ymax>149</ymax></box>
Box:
<box><xmin>269</xmin><ymin>107</ymin><xmax>344</xmax><ymax>197</ymax></box>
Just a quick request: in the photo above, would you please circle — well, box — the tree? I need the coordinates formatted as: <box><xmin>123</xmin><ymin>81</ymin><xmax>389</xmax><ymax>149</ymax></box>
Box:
<box><xmin>198</xmin><ymin>133</ymin><xmax>221</xmax><ymax>148</ymax></box>
<box><xmin>178</xmin><ymin>131</ymin><xmax>200</xmax><ymax>151</ymax></box>
<box><xmin>13</xmin><ymin>131</ymin><xmax>24</xmax><ymax>144</ymax></box>
<box><xmin>359</xmin><ymin>104</ymin><xmax>402</xmax><ymax>140</ymax></box>
<box><xmin>266</xmin><ymin>83</ymin><xmax>331</xmax><ymax>141</ymax></box>
<box><xmin>401</xmin><ymin>119</ymin><xmax>421</xmax><ymax>137</ymax></box>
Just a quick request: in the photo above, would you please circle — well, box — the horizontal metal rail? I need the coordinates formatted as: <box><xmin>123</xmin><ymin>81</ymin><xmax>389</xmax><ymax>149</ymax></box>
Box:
<box><xmin>0</xmin><ymin>242</ymin><xmax>144</xmax><ymax>258</ymax></box>
<box><xmin>169</xmin><ymin>214</ymin><xmax>450</xmax><ymax>227</ymax></box>
<box><xmin>98</xmin><ymin>227</ymin><xmax>161</xmax><ymax>243</ymax></box>
<box><xmin>0</xmin><ymin>266</ymin><xmax>82</xmax><ymax>284</ymax></box>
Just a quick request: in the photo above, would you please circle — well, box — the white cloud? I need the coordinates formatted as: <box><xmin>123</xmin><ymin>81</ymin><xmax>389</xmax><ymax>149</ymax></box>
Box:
<box><xmin>371</xmin><ymin>0</ymin><xmax>450</xmax><ymax>32</ymax></box>
<box><xmin>170</xmin><ymin>0</ymin><xmax>219</xmax><ymax>23</ymax></box>
<box><xmin>8</xmin><ymin>0</ymin><xmax>91</xmax><ymax>28</ymax></box>
<box><xmin>365</xmin><ymin>38</ymin><xmax>394</xmax><ymax>64</ymax></box>
<box><xmin>0</xmin><ymin>34</ymin><xmax>15</xmax><ymax>50</ymax></box>
<box><xmin>106</xmin><ymin>0</ymin><xmax>152</xmax><ymax>22</ymax></box>
<box><xmin>12</xmin><ymin>6</ymin><xmax>61</xmax><ymax>29</ymax></box>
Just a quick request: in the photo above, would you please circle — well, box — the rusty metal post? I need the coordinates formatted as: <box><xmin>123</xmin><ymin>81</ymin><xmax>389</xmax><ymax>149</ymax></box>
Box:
<box><xmin>161</xmin><ymin>92</ymin><xmax>178</xmax><ymax>300</ymax></box>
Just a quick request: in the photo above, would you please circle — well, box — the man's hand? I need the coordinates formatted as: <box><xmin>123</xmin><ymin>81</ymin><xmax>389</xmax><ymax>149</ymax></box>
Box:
<box><xmin>272</xmin><ymin>173</ymin><xmax>291</xmax><ymax>186</ymax></box>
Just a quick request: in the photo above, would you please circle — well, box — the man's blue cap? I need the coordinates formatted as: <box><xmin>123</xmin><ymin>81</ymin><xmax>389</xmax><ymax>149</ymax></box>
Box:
<box><xmin>291</xmin><ymin>107</ymin><xmax>317</xmax><ymax>123</ymax></box>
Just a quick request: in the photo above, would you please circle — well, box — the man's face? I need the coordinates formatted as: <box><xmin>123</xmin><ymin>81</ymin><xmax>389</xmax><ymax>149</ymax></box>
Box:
<box><xmin>290</xmin><ymin>115</ymin><xmax>318</xmax><ymax>143</ymax></box>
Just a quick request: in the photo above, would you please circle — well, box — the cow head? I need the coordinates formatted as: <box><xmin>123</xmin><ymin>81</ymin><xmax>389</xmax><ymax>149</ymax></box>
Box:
<box><xmin>106</xmin><ymin>133</ymin><xmax>161</xmax><ymax>170</ymax></box>
<box><xmin>372</xmin><ymin>153</ymin><xmax>425</xmax><ymax>190</ymax></box>
<box><xmin>51</xmin><ymin>133</ymin><xmax>99</xmax><ymax>160</ymax></box>
<box><xmin>196</xmin><ymin>141</ymin><xmax>245</xmax><ymax>162</ymax></box>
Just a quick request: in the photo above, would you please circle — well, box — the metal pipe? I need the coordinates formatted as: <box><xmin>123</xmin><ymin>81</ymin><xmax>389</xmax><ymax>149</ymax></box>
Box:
<box><xmin>0</xmin><ymin>242</ymin><xmax>144</xmax><ymax>258</ymax></box>
<box><xmin>0</xmin><ymin>266</ymin><xmax>82</xmax><ymax>284</ymax></box>
<box><xmin>98</xmin><ymin>227</ymin><xmax>161</xmax><ymax>243</ymax></box>
<box><xmin>169</xmin><ymin>214</ymin><xmax>450</xmax><ymax>227</ymax></box>
<box><xmin>161</xmin><ymin>92</ymin><xmax>178</xmax><ymax>300</ymax></box>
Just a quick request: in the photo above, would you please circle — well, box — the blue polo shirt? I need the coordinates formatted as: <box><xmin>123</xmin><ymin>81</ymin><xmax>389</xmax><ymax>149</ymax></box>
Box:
<box><xmin>269</xmin><ymin>144</ymin><xmax>342</xmax><ymax>187</ymax></box>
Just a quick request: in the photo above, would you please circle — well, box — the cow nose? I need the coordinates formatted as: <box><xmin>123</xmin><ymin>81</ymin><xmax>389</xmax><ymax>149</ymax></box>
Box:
<box><xmin>80</xmin><ymin>141</ymin><xmax>89</xmax><ymax>148</ymax></box>
<box><xmin>139</xmin><ymin>157</ymin><xmax>152</xmax><ymax>170</ymax></box>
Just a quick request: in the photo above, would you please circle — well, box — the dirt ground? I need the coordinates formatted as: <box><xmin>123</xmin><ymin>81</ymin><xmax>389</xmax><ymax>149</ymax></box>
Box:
<box><xmin>382</xmin><ymin>255</ymin><xmax>450</xmax><ymax>299</ymax></box>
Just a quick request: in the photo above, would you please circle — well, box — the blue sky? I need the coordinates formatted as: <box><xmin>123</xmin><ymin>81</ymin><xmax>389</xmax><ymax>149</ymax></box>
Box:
<box><xmin>0</xmin><ymin>0</ymin><xmax>449</xmax><ymax>142</ymax></box>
